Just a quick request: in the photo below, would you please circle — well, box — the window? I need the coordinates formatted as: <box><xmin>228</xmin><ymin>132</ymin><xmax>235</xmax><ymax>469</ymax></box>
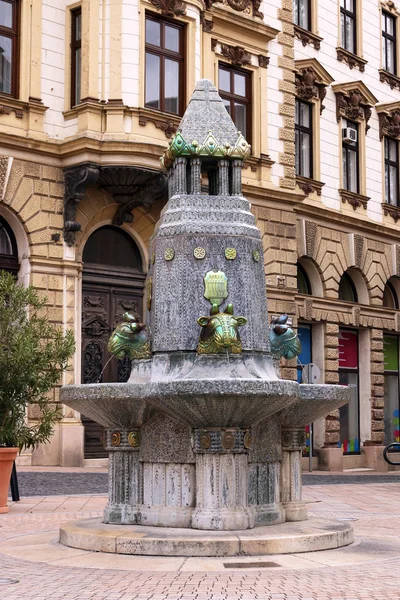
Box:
<box><xmin>0</xmin><ymin>0</ymin><xmax>18</xmax><ymax>97</ymax></box>
<box><xmin>145</xmin><ymin>14</ymin><xmax>184</xmax><ymax>116</ymax></box>
<box><xmin>385</xmin><ymin>137</ymin><xmax>399</xmax><ymax>206</ymax></box>
<box><xmin>293</xmin><ymin>0</ymin><xmax>310</xmax><ymax>30</ymax></box>
<box><xmin>383</xmin><ymin>335</ymin><xmax>400</xmax><ymax>445</ymax></box>
<box><xmin>383</xmin><ymin>11</ymin><xmax>397</xmax><ymax>75</ymax></box>
<box><xmin>342</xmin><ymin>119</ymin><xmax>359</xmax><ymax>193</ymax></box>
<box><xmin>383</xmin><ymin>280</ymin><xmax>399</xmax><ymax>309</ymax></box>
<box><xmin>71</xmin><ymin>8</ymin><xmax>81</xmax><ymax>107</ymax></box>
<box><xmin>0</xmin><ymin>215</ymin><xmax>18</xmax><ymax>274</ymax></box>
<box><xmin>338</xmin><ymin>329</ymin><xmax>360</xmax><ymax>454</ymax></box>
<box><xmin>218</xmin><ymin>64</ymin><xmax>252</xmax><ymax>144</ymax></box>
<box><xmin>340</xmin><ymin>0</ymin><xmax>356</xmax><ymax>55</ymax></box>
<box><xmin>295</xmin><ymin>99</ymin><xmax>313</xmax><ymax>179</ymax></box>
<box><xmin>297</xmin><ymin>262</ymin><xmax>311</xmax><ymax>294</ymax></box>
<box><xmin>297</xmin><ymin>324</ymin><xmax>313</xmax><ymax>456</ymax></box>
<box><xmin>338</xmin><ymin>271</ymin><xmax>358</xmax><ymax>302</ymax></box>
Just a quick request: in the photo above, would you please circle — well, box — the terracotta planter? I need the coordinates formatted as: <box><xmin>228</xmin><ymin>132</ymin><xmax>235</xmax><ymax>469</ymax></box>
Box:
<box><xmin>0</xmin><ymin>447</ymin><xmax>18</xmax><ymax>514</ymax></box>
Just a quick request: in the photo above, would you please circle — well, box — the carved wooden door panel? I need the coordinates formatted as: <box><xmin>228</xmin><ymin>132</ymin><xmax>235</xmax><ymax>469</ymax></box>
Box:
<box><xmin>81</xmin><ymin>283</ymin><xmax>143</xmax><ymax>458</ymax></box>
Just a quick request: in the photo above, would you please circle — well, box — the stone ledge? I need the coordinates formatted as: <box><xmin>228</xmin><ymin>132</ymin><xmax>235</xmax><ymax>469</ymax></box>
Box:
<box><xmin>59</xmin><ymin>517</ymin><xmax>354</xmax><ymax>557</ymax></box>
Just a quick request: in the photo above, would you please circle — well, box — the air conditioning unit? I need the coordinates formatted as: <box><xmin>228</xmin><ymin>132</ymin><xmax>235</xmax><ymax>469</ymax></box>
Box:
<box><xmin>342</xmin><ymin>127</ymin><xmax>357</xmax><ymax>143</ymax></box>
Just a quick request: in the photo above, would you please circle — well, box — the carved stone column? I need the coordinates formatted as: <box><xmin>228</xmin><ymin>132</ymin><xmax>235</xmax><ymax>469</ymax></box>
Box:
<box><xmin>192</xmin><ymin>428</ymin><xmax>255</xmax><ymax>530</ymax></box>
<box><xmin>280</xmin><ymin>426</ymin><xmax>307</xmax><ymax>522</ymax></box>
<box><xmin>103</xmin><ymin>428</ymin><xmax>142</xmax><ymax>524</ymax></box>
<box><xmin>190</xmin><ymin>158</ymin><xmax>202</xmax><ymax>194</ymax></box>
<box><xmin>174</xmin><ymin>157</ymin><xmax>187</xmax><ymax>194</ymax></box>
<box><xmin>231</xmin><ymin>160</ymin><xmax>243</xmax><ymax>195</ymax></box>
<box><xmin>218</xmin><ymin>159</ymin><xmax>229</xmax><ymax>195</ymax></box>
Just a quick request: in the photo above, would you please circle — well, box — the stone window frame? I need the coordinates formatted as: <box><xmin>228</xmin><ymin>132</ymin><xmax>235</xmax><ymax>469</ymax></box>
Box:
<box><xmin>0</xmin><ymin>0</ymin><xmax>20</xmax><ymax>99</ymax></box>
<box><xmin>379</xmin><ymin>2</ymin><xmax>400</xmax><ymax>90</ymax></box>
<box><xmin>294</xmin><ymin>59</ymin><xmax>333</xmax><ymax>197</ymax></box>
<box><xmin>333</xmin><ymin>81</ymin><xmax>377</xmax><ymax>208</ymax></box>
<box><xmin>377</xmin><ymin>101</ymin><xmax>400</xmax><ymax>221</ymax></box>
<box><xmin>336</xmin><ymin>0</ymin><xmax>367</xmax><ymax>72</ymax></box>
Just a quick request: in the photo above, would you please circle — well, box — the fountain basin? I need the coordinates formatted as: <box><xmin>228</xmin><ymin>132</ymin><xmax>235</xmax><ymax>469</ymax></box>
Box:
<box><xmin>277</xmin><ymin>384</ymin><xmax>351</xmax><ymax>427</ymax></box>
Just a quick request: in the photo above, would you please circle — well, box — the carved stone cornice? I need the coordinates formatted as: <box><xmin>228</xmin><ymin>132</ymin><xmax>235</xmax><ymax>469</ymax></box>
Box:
<box><xmin>383</xmin><ymin>202</ymin><xmax>400</xmax><ymax>222</ymax></box>
<box><xmin>205</xmin><ymin>0</ymin><xmax>263</xmax><ymax>19</ymax></box>
<box><xmin>138</xmin><ymin>109</ymin><xmax>179</xmax><ymax>139</ymax></box>
<box><xmin>339</xmin><ymin>189</ymin><xmax>370</xmax><ymax>210</ymax></box>
<box><xmin>294</xmin><ymin>25</ymin><xmax>322</xmax><ymax>50</ymax></box>
<box><xmin>98</xmin><ymin>167</ymin><xmax>168</xmax><ymax>226</ymax></box>
<box><xmin>379</xmin><ymin>69</ymin><xmax>400</xmax><ymax>92</ymax></box>
<box><xmin>296</xmin><ymin>176</ymin><xmax>325</xmax><ymax>197</ymax></box>
<box><xmin>214</xmin><ymin>41</ymin><xmax>252</xmax><ymax>66</ymax></box>
<box><xmin>148</xmin><ymin>0</ymin><xmax>186</xmax><ymax>17</ymax></box>
<box><xmin>333</xmin><ymin>82</ymin><xmax>377</xmax><ymax>134</ymax></box>
<box><xmin>63</xmin><ymin>165</ymin><xmax>168</xmax><ymax>244</ymax></box>
<box><xmin>378</xmin><ymin>108</ymin><xmax>400</xmax><ymax>140</ymax></box>
<box><xmin>63</xmin><ymin>163</ymin><xmax>100</xmax><ymax>246</ymax></box>
<box><xmin>336</xmin><ymin>47</ymin><xmax>368</xmax><ymax>72</ymax></box>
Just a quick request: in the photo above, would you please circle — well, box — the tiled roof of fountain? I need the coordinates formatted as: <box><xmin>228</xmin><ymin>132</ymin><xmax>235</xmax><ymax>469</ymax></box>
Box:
<box><xmin>162</xmin><ymin>79</ymin><xmax>251</xmax><ymax>169</ymax></box>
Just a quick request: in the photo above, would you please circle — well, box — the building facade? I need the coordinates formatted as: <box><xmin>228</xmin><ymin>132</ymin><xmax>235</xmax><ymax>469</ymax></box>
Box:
<box><xmin>0</xmin><ymin>0</ymin><xmax>399</xmax><ymax>468</ymax></box>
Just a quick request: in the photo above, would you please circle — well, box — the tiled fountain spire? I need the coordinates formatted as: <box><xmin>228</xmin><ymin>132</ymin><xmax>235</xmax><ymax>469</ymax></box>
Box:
<box><xmin>148</xmin><ymin>79</ymin><xmax>267</xmax><ymax>354</ymax></box>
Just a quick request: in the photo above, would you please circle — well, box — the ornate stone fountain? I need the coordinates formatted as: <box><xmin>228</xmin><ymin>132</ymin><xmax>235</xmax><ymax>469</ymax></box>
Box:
<box><xmin>60</xmin><ymin>80</ymin><xmax>352</xmax><ymax>556</ymax></box>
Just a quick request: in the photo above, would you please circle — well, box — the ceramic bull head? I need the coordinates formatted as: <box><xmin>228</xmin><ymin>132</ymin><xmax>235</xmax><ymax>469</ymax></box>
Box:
<box><xmin>269</xmin><ymin>314</ymin><xmax>301</xmax><ymax>359</ymax></box>
<box><xmin>197</xmin><ymin>303</ymin><xmax>247</xmax><ymax>354</ymax></box>
<box><xmin>108</xmin><ymin>312</ymin><xmax>151</xmax><ymax>360</ymax></box>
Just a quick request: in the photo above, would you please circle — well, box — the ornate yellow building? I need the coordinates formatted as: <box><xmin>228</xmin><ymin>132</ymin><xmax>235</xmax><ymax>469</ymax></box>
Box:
<box><xmin>0</xmin><ymin>0</ymin><xmax>399</xmax><ymax>469</ymax></box>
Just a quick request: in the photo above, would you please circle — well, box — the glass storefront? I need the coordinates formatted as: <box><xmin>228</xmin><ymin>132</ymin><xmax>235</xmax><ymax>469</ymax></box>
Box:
<box><xmin>383</xmin><ymin>335</ymin><xmax>400</xmax><ymax>444</ymax></box>
<box><xmin>338</xmin><ymin>329</ymin><xmax>360</xmax><ymax>453</ymax></box>
<box><xmin>297</xmin><ymin>324</ymin><xmax>312</xmax><ymax>455</ymax></box>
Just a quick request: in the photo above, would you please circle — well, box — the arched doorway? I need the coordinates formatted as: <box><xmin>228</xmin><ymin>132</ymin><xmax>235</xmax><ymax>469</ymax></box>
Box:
<box><xmin>0</xmin><ymin>216</ymin><xmax>19</xmax><ymax>275</ymax></box>
<box><xmin>81</xmin><ymin>226</ymin><xmax>145</xmax><ymax>458</ymax></box>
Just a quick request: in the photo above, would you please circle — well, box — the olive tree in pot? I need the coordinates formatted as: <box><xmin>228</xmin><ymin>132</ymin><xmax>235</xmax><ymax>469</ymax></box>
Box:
<box><xmin>0</xmin><ymin>271</ymin><xmax>75</xmax><ymax>513</ymax></box>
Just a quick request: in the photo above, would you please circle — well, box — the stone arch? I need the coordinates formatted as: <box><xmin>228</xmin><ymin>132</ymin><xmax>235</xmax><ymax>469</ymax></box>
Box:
<box><xmin>0</xmin><ymin>203</ymin><xmax>30</xmax><ymax>285</ymax></box>
<box><xmin>383</xmin><ymin>276</ymin><xmax>400</xmax><ymax>309</ymax></box>
<box><xmin>297</xmin><ymin>256</ymin><xmax>324</xmax><ymax>297</ymax></box>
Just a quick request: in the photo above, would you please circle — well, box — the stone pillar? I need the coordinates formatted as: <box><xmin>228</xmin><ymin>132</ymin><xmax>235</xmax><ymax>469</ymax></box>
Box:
<box><xmin>174</xmin><ymin>157</ymin><xmax>187</xmax><ymax>194</ymax></box>
<box><xmin>168</xmin><ymin>167</ymin><xmax>175</xmax><ymax>198</ymax></box>
<box><xmin>103</xmin><ymin>429</ymin><xmax>141</xmax><ymax>524</ymax></box>
<box><xmin>280</xmin><ymin>427</ymin><xmax>307</xmax><ymax>522</ymax></box>
<box><xmin>190</xmin><ymin>158</ymin><xmax>201</xmax><ymax>194</ymax></box>
<box><xmin>249</xmin><ymin>462</ymin><xmax>285</xmax><ymax>525</ymax></box>
<box><xmin>231</xmin><ymin>160</ymin><xmax>242</xmax><ymax>195</ymax></box>
<box><xmin>218</xmin><ymin>159</ymin><xmax>229</xmax><ymax>195</ymax></box>
<box><xmin>191</xmin><ymin>428</ymin><xmax>255</xmax><ymax>530</ymax></box>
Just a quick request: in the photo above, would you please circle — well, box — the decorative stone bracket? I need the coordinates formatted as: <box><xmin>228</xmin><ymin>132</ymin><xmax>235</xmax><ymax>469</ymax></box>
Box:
<box><xmin>294</xmin><ymin>25</ymin><xmax>322</xmax><ymax>50</ymax></box>
<box><xmin>336</xmin><ymin>47</ymin><xmax>367</xmax><ymax>72</ymax></box>
<box><xmin>339</xmin><ymin>189</ymin><xmax>370</xmax><ymax>210</ymax></box>
<box><xmin>296</xmin><ymin>175</ymin><xmax>325</xmax><ymax>196</ymax></box>
<box><xmin>383</xmin><ymin>202</ymin><xmax>400</xmax><ymax>222</ymax></box>
<box><xmin>63</xmin><ymin>163</ymin><xmax>167</xmax><ymax>245</ymax></box>
<box><xmin>333</xmin><ymin>82</ymin><xmax>378</xmax><ymax>134</ymax></box>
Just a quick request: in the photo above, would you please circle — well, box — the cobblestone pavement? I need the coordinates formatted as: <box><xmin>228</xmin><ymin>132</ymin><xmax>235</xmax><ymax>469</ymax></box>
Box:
<box><xmin>12</xmin><ymin>468</ymin><xmax>400</xmax><ymax>496</ymax></box>
<box><xmin>1</xmin><ymin>479</ymin><xmax>400</xmax><ymax>599</ymax></box>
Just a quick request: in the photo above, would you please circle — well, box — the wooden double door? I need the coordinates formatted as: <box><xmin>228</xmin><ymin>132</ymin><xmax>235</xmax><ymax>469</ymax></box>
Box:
<box><xmin>81</xmin><ymin>277</ymin><xmax>144</xmax><ymax>458</ymax></box>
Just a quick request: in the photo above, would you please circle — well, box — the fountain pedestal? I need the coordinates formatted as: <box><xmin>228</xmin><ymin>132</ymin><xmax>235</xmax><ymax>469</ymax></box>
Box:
<box><xmin>192</xmin><ymin>428</ymin><xmax>254</xmax><ymax>530</ymax></box>
<box><xmin>280</xmin><ymin>426</ymin><xmax>308</xmax><ymax>522</ymax></box>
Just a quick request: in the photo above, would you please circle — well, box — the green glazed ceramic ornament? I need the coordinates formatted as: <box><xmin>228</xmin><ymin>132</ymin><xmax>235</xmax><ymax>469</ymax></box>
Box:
<box><xmin>108</xmin><ymin>312</ymin><xmax>151</xmax><ymax>360</ymax></box>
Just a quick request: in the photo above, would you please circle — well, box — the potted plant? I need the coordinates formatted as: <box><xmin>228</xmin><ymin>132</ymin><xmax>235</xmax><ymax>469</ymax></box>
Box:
<box><xmin>0</xmin><ymin>271</ymin><xmax>75</xmax><ymax>513</ymax></box>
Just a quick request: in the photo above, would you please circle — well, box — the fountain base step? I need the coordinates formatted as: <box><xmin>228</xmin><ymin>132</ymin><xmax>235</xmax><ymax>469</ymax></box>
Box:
<box><xmin>59</xmin><ymin>517</ymin><xmax>353</xmax><ymax>557</ymax></box>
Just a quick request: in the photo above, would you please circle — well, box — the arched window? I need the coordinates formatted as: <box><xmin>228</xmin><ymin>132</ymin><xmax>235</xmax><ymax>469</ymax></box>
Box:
<box><xmin>383</xmin><ymin>279</ymin><xmax>399</xmax><ymax>309</ymax></box>
<box><xmin>297</xmin><ymin>262</ymin><xmax>312</xmax><ymax>295</ymax></box>
<box><xmin>338</xmin><ymin>271</ymin><xmax>358</xmax><ymax>302</ymax></box>
<box><xmin>0</xmin><ymin>216</ymin><xmax>19</xmax><ymax>274</ymax></box>
<box><xmin>83</xmin><ymin>226</ymin><xmax>142</xmax><ymax>271</ymax></box>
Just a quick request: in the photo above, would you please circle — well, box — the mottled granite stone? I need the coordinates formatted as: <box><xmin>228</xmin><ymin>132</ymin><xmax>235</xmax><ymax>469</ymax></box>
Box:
<box><xmin>140</xmin><ymin>414</ymin><xmax>195</xmax><ymax>464</ymax></box>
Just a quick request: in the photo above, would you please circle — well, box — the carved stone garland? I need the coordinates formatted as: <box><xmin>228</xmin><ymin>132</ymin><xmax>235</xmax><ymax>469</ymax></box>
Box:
<box><xmin>205</xmin><ymin>0</ymin><xmax>263</xmax><ymax>19</ymax></box>
<box><xmin>378</xmin><ymin>109</ymin><xmax>400</xmax><ymax>140</ymax></box>
<box><xmin>295</xmin><ymin>67</ymin><xmax>328</xmax><ymax>114</ymax></box>
<box><xmin>335</xmin><ymin>90</ymin><xmax>373</xmax><ymax>133</ymax></box>
<box><xmin>212</xmin><ymin>40</ymin><xmax>251</xmax><ymax>66</ymax></box>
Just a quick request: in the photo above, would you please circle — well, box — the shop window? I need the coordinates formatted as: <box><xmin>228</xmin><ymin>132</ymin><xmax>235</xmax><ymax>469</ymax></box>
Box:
<box><xmin>383</xmin><ymin>335</ymin><xmax>400</xmax><ymax>445</ymax></box>
<box><xmin>382</xmin><ymin>11</ymin><xmax>397</xmax><ymax>75</ymax></box>
<box><xmin>70</xmin><ymin>8</ymin><xmax>81</xmax><ymax>108</ymax></box>
<box><xmin>384</xmin><ymin>137</ymin><xmax>399</xmax><ymax>206</ymax></box>
<box><xmin>338</xmin><ymin>329</ymin><xmax>360</xmax><ymax>453</ymax></box>
<box><xmin>293</xmin><ymin>0</ymin><xmax>311</xmax><ymax>31</ymax></box>
<box><xmin>295</xmin><ymin>99</ymin><xmax>313</xmax><ymax>179</ymax></box>
<box><xmin>0</xmin><ymin>215</ymin><xmax>18</xmax><ymax>274</ymax></box>
<box><xmin>145</xmin><ymin>13</ymin><xmax>185</xmax><ymax>116</ymax></box>
<box><xmin>0</xmin><ymin>0</ymin><xmax>19</xmax><ymax>97</ymax></box>
<box><xmin>338</xmin><ymin>271</ymin><xmax>358</xmax><ymax>302</ymax></box>
<box><xmin>297</xmin><ymin>324</ymin><xmax>313</xmax><ymax>456</ymax></box>
<box><xmin>342</xmin><ymin>119</ymin><xmax>359</xmax><ymax>193</ymax></box>
<box><xmin>340</xmin><ymin>0</ymin><xmax>356</xmax><ymax>54</ymax></box>
<box><xmin>218</xmin><ymin>64</ymin><xmax>252</xmax><ymax>145</ymax></box>
<box><xmin>297</xmin><ymin>262</ymin><xmax>312</xmax><ymax>295</ymax></box>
